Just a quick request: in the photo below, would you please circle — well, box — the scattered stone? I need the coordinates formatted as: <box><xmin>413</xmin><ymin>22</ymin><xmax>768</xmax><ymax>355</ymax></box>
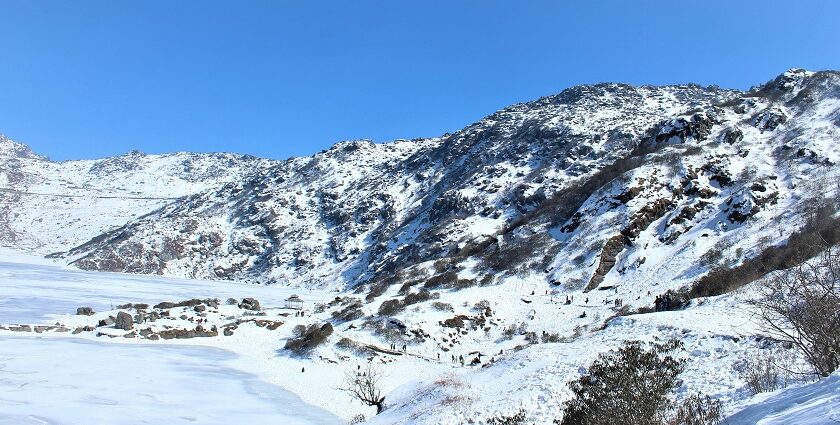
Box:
<box><xmin>83</xmin><ymin>325</ymin><xmax>95</xmax><ymax>332</ymax></box>
<box><xmin>115</xmin><ymin>312</ymin><xmax>134</xmax><ymax>330</ymax></box>
<box><xmin>223</xmin><ymin>328</ymin><xmax>234</xmax><ymax>336</ymax></box>
<box><xmin>10</xmin><ymin>325</ymin><xmax>32</xmax><ymax>332</ymax></box>
<box><xmin>72</xmin><ymin>327</ymin><xmax>84</xmax><ymax>335</ymax></box>
<box><xmin>76</xmin><ymin>307</ymin><xmax>95</xmax><ymax>316</ymax></box>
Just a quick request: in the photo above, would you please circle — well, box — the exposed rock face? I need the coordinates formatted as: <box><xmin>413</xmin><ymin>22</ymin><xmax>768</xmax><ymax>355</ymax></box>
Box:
<box><xmin>115</xmin><ymin>312</ymin><xmax>134</xmax><ymax>330</ymax></box>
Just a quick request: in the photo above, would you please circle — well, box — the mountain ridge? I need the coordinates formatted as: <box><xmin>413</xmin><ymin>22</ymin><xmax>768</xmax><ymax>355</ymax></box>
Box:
<box><xmin>2</xmin><ymin>69</ymin><xmax>838</xmax><ymax>294</ymax></box>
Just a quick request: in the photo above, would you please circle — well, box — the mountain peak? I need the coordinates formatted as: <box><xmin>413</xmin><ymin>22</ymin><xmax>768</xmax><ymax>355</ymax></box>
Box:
<box><xmin>0</xmin><ymin>135</ymin><xmax>47</xmax><ymax>161</ymax></box>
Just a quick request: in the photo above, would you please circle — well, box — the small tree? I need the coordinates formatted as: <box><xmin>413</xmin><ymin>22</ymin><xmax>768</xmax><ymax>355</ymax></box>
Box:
<box><xmin>753</xmin><ymin>246</ymin><xmax>840</xmax><ymax>377</ymax></box>
<box><xmin>342</xmin><ymin>363</ymin><xmax>386</xmax><ymax>414</ymax></box>
<box><xmin>560</xmin><ymin>340</ymin><xmax>685</xmax><ymax>425</ymax></box>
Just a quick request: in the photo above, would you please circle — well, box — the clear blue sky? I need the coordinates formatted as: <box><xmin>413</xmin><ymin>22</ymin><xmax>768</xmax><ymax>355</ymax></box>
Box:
<box><xmin>1</xmin><ymin>1</ymin><xmax>838</xmax><ymax>161</ymax></box>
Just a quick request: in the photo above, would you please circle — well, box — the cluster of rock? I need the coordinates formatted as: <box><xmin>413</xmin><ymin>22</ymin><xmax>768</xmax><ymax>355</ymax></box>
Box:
<box><xmin>61</xmin><ymin>297</ymin><xmax>279</xmax><ymax>341</ymax></box>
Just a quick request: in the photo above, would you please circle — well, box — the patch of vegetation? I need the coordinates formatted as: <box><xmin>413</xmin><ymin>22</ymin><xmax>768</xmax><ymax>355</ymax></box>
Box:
<box><xmin>284</xmin><ymin>322</ymin><xmax>334</xmax><ymax>355</ymax></box>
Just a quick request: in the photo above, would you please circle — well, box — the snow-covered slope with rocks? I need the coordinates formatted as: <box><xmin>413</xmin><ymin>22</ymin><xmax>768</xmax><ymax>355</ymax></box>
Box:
<box><xmin>0</xmin><ymin>136</ymin><xmax>277</xmax><ymax>254</ymax></box>
<box><xmin>51</xmin><ymin>70</ymin><xmax>840</xmax><ymax>297</ymax></box>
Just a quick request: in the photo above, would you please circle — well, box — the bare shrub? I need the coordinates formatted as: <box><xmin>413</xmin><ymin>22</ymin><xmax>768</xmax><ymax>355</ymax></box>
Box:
<box><xmin>752</xmin><ymin>246</ymin><xmax>840</xmax><ymax>377</ymax></box>
<box><xmin>404</xmin><ymin>289</ymin><xmax>436</xmax><ymax>306</ymax></box>
<box><xmin>559</xmin><ymin>340</ymin><xmax>685</xmax><ymax>425</ymax></box>
<box><xmin>332</xmin><ymin>300</ymin><xmax>364</xmax><ymax>322</ymax></box>
<box><xmin>424</xmin><ymin>271</ymin><xmax>458</xmax><ymax>289</ymax></box>
<box><xmin>472</xmin><ymin>300</ymin><xmax>491</xmax><ymax>312</ymax></box>
<box><xmin>335</xmin><ymin>337</ymin><xmax>372</xmax><ymax>356</ymax></box>
<box><xmin>341</xmin><ymin>363</ymin><xmax>386</xmax><ymax>414</ymax></box>
<box><xmin>486</xmin><ymin>408</ymin><xmax>527</xmax><ymax>425</ymax></box>
<box><xmin>451</xmin><ymin>278</ymin><xmax>478</xmax><ymax>289</ymax></box>
<box><xmin>378</xmin><ymin>299</ymin><xmax>404</xmax><ymax>316</ymax></box>
<box><xmin>431</xmin><ymin>301</ymin><xmax>454</xmax><ymax>312</ymax></box>
<box><xmin>542</xmin><ymin>332</ymin><xmax>562</xmax><ymax>343</ymax></box>
<box><xmin>690</xmin><ymin>205</ymin><xmax>840</xmax><ymax>298</ymax></box>
<box><xmin>284</xmin><ymin>322</ymin><xmax>334</xmax><ymax>355</ymax></box>
<box><xmin>739</xmin><ymin>352</ymin><xmax>789</xmax><ymax>394</ymax></box>
<box><xmin>666</xmin><ymin>393</ymin><xmax>722</xmax><ymax>425</ymax></box>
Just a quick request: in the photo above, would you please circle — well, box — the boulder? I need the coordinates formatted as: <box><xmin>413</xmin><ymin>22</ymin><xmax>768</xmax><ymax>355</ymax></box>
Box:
<box><xmin>194</xmin><ymin>304</ymin><xmax>206</xmax><ymax>313</ymax></box>
<box><xmin>76</xmin><ymin>307</ymin><xmax>95</xmax><ymax>316</ymax></box>
<box><xmin>98</xmin><ymin>317</ymin><xmax>115</xmax><ymax>327</ymax></box>
<box><xmin>239</xmin><ymin>297</ymin><xmax>261</xmax><ymax>311</ymax></box>
<box><xmin>115</xmin><ymin>312</ymin><xmax>134</xmax><ymax>331</ymax></box>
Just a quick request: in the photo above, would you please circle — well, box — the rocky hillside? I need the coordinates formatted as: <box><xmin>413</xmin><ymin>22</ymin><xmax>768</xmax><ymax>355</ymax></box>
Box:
<box><xmin>5</xmin><ymin>70</ymin><xmax>840</xmax><ymax>296</ymax></box>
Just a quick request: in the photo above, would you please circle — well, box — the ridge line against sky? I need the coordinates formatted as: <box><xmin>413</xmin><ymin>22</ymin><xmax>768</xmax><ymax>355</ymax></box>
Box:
<box><xmin>1</xmin><ymin>1</ymin><xmax>839</xmax><ymax>161</ymax></box>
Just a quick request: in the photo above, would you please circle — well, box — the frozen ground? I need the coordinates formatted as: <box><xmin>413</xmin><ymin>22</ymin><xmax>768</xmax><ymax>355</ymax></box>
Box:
<box><xmin>0</xmin><ymin>247</ymin><xmax>335</xmax><ymax>325</ymax></box>
<box><xmin>0</xmin><ymin>250</ymin><xmax>341</xmax><ymax>424</ymax></box>
<box><xmin>0</xmin><ymin>336</ymin><xmax>341</xmax><ymax>425</ymax></box>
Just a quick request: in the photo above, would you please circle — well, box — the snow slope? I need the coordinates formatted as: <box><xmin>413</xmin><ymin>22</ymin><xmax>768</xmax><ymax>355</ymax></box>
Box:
<box><xmin>726</xmin><ymin>373</ymin><xmax>840</xmax><ymax>424</ymax></box>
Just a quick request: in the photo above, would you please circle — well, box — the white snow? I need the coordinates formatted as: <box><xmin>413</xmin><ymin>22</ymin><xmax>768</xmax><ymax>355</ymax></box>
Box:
<box><xmin>0</xmin><ymin>336</ymin><xmax>341</xmax><ymax>425</ymax></box>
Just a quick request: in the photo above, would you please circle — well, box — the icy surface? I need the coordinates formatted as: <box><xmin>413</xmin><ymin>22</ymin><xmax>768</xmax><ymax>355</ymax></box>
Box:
<box><xmin>0</xmin><ymin>336</ymin><xmax>341</xmax><ymax>425</ymax></box>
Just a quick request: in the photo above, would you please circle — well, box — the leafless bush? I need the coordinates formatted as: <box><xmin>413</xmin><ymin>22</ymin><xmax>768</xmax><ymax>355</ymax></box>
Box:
<box><xmin>473</xmin><ymin>300</ymin><xmax>491</xmax><ymax>312</ymax></box>
<box><xmin>486</xmin><ymin>408</ymin><xmax>527</xmax><ymax>425</ymax></box>
<box><xmin>335</xmin><ymin>337</ymin><xmax>372</xmax><ymax>356</ymax></box>
<box><xmin>739</xmin><ymin>352</ymin><xmax>790</xmax><ymax>394</ymax></box>
<box><xmin>752</xmin><ymin>246</ymin><xmax>840</xmax><ymax>377</ymax></box>
<box><xmin>341</xmin><ymin>363</ymin><xmax>386</xmax><ymax>414</ymax></box>
<box><xmin>332</xmin><ymin>299</ymin><xmax>364</xmax><ymax>322</ymax></box>
<box><xmin>424</xmin><ymin>271</ymin><xmax>458</xmax><ymax>289</ymax></box>
<box><xmin>542</xmin><ymin>332</ymin><xmax>562</xmax><ymax>343</ymax></box>
<box><xmin>404</xmin><ymin>289</ymin><xmax>436</xmax><ymax>306</ymax></box>
<box><xmin>431</xmin><ymin>301</ymin><xmax>454</xmax><ymax>312</ymax></box>
<box><xmin>378</xmin><ymin>299</ymin><xmax>403</xmax><ymax>316</ymax></box>
<box><xmin>665</xmin><ymin>393</ymin><xmax>722</xmax><ymax>425</ymax></box>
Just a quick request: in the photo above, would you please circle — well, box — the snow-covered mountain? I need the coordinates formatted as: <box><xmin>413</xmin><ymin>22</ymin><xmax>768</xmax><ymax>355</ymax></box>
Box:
<box><xmin>0</xmin><ymin>136</ymin><xmax>277</xmax><ymax>254</ymax></box>
<box><xmin>1</xmin><ymin>69</ymin><xmax>838</xmax><ymax>424</ymax></box>
<box><xmin>35</xmin><ymin>69</ymin><xmax>838</xmax><ymax>295</ymax></box>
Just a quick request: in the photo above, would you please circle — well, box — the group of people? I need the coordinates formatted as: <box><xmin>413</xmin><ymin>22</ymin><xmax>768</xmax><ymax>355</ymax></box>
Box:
<box><xmin>389</xmin><ymin>343</ymin><xmax>406</xmax><ymax>352</ymax></box>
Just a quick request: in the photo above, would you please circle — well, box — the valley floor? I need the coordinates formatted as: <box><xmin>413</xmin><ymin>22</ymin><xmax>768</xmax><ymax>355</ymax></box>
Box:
<box><xmin>1</xmin><ymin>249</ymin><xmax>838</xmax><ymax>424</ymax></box>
